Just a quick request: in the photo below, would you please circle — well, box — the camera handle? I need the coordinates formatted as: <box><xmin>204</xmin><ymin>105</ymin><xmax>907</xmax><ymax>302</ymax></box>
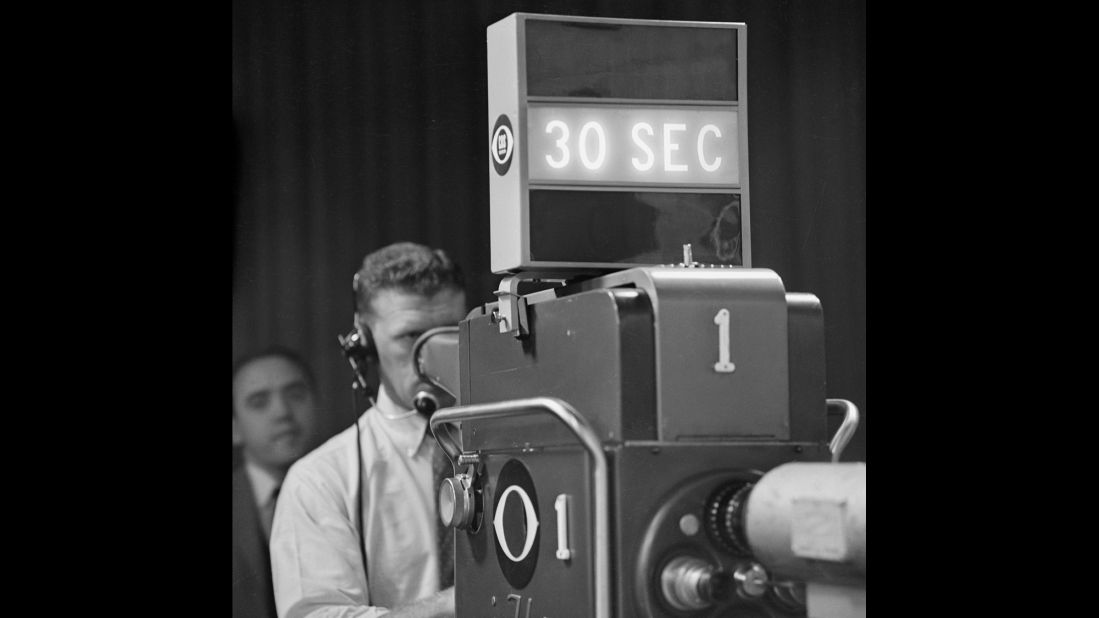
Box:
<box><xmin>826</xmin><ymin>399</ymin><xmax>859</xmax><ymax>462</ymax></box>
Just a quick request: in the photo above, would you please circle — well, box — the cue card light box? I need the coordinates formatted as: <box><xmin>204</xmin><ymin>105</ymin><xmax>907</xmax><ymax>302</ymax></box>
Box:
<box><xmin>487</xmin><ymin>13</ymin><xmax>750</xmax><ymax>275</ymax></box>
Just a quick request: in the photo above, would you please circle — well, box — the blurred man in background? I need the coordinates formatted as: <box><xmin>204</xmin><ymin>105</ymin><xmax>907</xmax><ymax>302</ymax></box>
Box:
<box><xmin>233</xmin><ymin>347</ymin><xmax>320</xmax><ymax>618</ymax></box>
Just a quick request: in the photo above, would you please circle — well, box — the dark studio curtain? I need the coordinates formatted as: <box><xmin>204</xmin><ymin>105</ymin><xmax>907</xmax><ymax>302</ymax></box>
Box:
<box><xmin>231</xmin><ymin>0</ymin><xmax>867</xmax><ymax>461</ymax></box>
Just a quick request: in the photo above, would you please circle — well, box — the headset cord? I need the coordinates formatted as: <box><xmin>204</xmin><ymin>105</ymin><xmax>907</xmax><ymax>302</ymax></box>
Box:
<box><xmin>351</xmin><ymin>384</ymin><xmax>375</xmax><ymax>589</ymax></box>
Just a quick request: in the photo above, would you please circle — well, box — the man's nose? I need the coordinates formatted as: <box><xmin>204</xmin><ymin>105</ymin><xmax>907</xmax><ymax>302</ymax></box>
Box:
<box><xmin>270</xmin><ymin>393</ymin><xmax>293</xmax><ymax>419</ymax></box>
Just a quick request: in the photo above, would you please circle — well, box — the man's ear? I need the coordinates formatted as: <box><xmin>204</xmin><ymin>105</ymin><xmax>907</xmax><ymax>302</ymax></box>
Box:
<box><xmin>232</xmin><ymin>416</ymin><xmax>243</xmax><ymax>447</ymax></box>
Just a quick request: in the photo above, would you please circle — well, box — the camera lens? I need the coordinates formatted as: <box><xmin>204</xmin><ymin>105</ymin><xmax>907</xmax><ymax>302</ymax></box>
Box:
<box><xmin>705</xmin><ymin>481</ymin><xmax>754</xmax><ymax>556</ymax></box>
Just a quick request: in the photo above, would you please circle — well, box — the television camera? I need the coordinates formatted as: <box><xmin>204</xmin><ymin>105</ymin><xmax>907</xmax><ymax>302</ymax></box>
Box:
<box><xmin>413</xmin><ymin>13</ymin><xmax>865</xmax><ymax>618</ymax></box>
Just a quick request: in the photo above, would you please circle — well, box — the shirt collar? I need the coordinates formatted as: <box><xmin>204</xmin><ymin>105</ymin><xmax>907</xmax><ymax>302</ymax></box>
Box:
<box><xmin>368</xmin><ymin>384</ymin><xmax>433</xmax><ymax>458</ymax></box>
<box><xmin>243</xmin><ymin>458</ymin><xmax>281</xmax><ymax>510</ymax></box>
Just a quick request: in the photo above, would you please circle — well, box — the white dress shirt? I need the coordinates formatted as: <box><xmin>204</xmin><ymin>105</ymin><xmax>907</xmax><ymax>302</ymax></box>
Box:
<box><xmin>270</xmin><ymin>385</ymin><xmax>443</xmax><ymax>618</ymax></box>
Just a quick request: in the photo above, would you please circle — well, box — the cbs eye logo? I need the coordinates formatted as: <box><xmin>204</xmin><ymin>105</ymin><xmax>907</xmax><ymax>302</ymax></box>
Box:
<box><xmin>492</xmin><ymin>458</ymin><xmax>540</xmax><ymax>588</ymax></box>
<box><xmin>491</xmin><ymin>115</ymin><xmax>514</xmax><ymax>176</ymax></box>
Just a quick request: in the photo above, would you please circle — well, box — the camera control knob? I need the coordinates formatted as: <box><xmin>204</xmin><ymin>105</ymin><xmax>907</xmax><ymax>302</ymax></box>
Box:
<box><xmin>659</xmin><ymin>556</ymin><xmax>730</xmax><ymax>611</ymax></box>
<box><xmin>733</xmin><ymin>563</ymin><xmax>769</xmax><ymax>598</ymax></box>
<box><xmin>439</xmin><ymin>474</ymin><xmax>475</xmax><ymax>530</ymax></box>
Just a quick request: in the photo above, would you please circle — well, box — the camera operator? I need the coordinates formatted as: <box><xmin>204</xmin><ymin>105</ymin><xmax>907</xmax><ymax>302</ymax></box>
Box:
<box><xmin>270</xmin><ymin>243</ymin><xmax>467</xmax><ymax>618</ymax></box>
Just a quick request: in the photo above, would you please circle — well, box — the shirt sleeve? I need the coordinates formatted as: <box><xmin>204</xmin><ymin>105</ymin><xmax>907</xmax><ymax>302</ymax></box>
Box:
<box><xmin>270</xmin><ymin>458</ymin><xmax>390</xmax><ymax>618</ymax></box>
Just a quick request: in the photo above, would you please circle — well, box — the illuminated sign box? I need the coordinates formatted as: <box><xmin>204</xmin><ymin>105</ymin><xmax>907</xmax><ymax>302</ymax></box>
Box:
<box><xmin>527</xmin><ymin>105</ymin><xmax>738</xmax><ymax>186</ymax></box>
<box><xmin>488</xmin><ymin>13</ymin><xmax>749</xmax><ymax>274</ymax></box>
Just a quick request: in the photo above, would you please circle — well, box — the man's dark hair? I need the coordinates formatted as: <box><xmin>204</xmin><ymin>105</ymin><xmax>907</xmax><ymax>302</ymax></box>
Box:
<box><xmin>354</xmin><ymin>242</ymin><xmax>465</xmax><ymax>315</ymax></box>
<box><xmin>231</xmin><ymin>346</ymin><xmax>316</xmax><ymax>416</ymax></box>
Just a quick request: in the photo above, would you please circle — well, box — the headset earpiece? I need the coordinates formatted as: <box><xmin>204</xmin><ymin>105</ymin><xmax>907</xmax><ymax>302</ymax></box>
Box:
<box><xmin>353</xmin><ymin>313</ymin><xmax>379</xmax><ymax>362</ymax></box>
<box><xmin>340</xmin><ymin>289</ymin><xmax>378</xmax><ymax>393</ymax></box>
<box><xmin>362</xmin><ymin>326</ymin><xmax>378</xmax><ymax>361</ymax></box>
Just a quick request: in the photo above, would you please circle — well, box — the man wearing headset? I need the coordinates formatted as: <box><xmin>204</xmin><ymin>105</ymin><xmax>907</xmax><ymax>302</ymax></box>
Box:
<box><xmin>271</xmin><ymin>242</ymin><xmax>467</xmax><ymax>618</ymax></box>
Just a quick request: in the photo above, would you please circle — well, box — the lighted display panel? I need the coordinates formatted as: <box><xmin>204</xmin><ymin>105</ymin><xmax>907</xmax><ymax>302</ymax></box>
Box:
<box><xmin>488</xmin><ymin>14</ymin><xmax>749</xmax><ymax>274</ymax></box>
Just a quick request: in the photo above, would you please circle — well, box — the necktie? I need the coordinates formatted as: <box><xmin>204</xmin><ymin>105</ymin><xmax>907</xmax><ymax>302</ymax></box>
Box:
<box><xmin>260</xmin><ymin>485</ymin><xmax>280</xmax><ymax>541</ymax></box>
<box><xmin>432</xmin><ymin>445</ymin><xmax>455</xmax><ymax>588</ymax></box>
